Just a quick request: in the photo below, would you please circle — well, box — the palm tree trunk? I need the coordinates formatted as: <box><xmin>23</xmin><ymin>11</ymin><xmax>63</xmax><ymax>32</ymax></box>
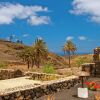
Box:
<box><xmin>27</xmin><ymin>61</ymin><xmax>30</xmax><ymax>69</ymax></box>
<box><xmin>31</xmin><ymin>59</ymin><xmax>34</xmax><ymax>68</ymax></box>
<box><xmin>68</xmin><ymin>52</ymin><xmax>71</xmax><ymax>68</ymax></box>
<box><xmin>37</xmin><ymin>60</ymin><xmax>40</xmax><ymax>68</ymax></box>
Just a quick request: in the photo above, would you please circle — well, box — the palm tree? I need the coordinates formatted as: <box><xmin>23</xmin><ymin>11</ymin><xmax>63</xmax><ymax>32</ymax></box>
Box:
<box><xmin>19</xmin><ymin>47</ymin><xmax>33</xmax><ymax>69</ymax></box>
<box><xmin>19</xmin><ymin>38</ymin><xmax>48</xmax><ymax>69</ymax></box>
<box><xmin>63</xmin><ymin>40</ymin><xmax>77</xmax><ymax>68</ymax></box>
<box><xmin>33</xmin><ymin>38</ymin><xmax>48</xmax><ymax>68</ymax></box>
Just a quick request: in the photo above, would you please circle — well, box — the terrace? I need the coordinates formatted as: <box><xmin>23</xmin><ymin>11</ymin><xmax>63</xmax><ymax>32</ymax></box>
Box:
<box><xmin>0</xmin><ymin>70</ymin><xmax>80</xmax><ymax>100</ymax></box>
<box><xmin>0</xmin><ymin>69</ymin><xmax>99</xmax><ymax>100</ymax></box>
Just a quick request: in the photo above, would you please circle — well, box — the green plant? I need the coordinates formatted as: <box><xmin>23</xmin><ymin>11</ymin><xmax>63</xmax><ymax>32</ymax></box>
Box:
<box><xmin>43</xmin><ymin>63</ymin><xmax>55</xmax><ymax>74</ymax></box>
<box><xmin>19</xmin><ymin>38</ymin><xmax>48</xmax><ymax>69</ymax></box>
<box><xmin>0</xmin><ymin>62</ymin><xmax>7</xmax><ymax>68</ymax></box>
<box><xmin>13</xmin><ymin>44</ymin><xmax>24</xmax><ymax>50</ymax></box>
<box><xmin>40</xmin><ymin>75</ymin><xmax>58</xmax><ymax>81</ymax></box>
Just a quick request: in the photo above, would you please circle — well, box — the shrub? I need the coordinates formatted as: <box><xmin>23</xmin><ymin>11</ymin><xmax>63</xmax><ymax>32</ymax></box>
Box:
<box><xmin>13</xmin><ymin>44</ymin><xmax>25</xmax><ymax>50</ymax></box>
<box><xmin>43</xmin><ymin>63</ymin><xmax>55</xmax><ymax>74</ymax></box>
<box><xmin>0</xmin><ymin>62</ymin><xmax>7</xmax><ymax>69</ymax></box>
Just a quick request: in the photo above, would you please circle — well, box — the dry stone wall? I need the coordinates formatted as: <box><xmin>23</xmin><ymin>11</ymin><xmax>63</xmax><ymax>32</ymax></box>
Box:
<box><xmin>24</xmin><ymin>72</ymin><xmax>65</xmax><ymax>81</ymax></box>
<box><xmin>93</xmin><ymin>48</ymin><xmax>100</xmax><ymax>75</ymax></box>
<box><xmin>0</xmin><ymin>69</ymin><xmax>23</xmax><ymax>80</ymax></box>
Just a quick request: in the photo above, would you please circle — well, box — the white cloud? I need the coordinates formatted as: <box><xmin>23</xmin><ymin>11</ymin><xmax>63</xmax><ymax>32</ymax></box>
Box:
<box><xmin>66</xmin><ymin>36</ymin><xmax>74</xmax><ymax>40</ymax></box>
<box><xmin>23</xmin><ymin>34</ymin><xmax>29</xmax><ymax>37</ymax></box>
<box><xmin>0</xmin><ymin>3</ymin><xmax>50</xmax><ymax>25</ymax></box>
<box><xmin>28</xmin><ymin>16</ymin><xmax>50</xmax><ymax>25</ymax></box>
<box><xmin>70</xmin><ymin>0</ymin><xmax>100</xmax><ymax>23</ymax></box>
<box><xmin>78</xmin><ymin>36</ymin><xmax>87</xmax><ymax>40</ymax></box>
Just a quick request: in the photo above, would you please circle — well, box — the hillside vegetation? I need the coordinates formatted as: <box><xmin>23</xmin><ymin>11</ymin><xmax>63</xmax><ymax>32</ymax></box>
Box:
<box><xmin>0</xmin><ymin>39</ymin><xmax>68</xmax><ymax>69</ymax></box>
<box><xmin>0</xmin><ymin>39</ymin><xmax>93</xmax><ymax>72</ymax></box>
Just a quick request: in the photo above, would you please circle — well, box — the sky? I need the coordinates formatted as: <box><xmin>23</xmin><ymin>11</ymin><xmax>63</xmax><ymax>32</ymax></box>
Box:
<box><xmin>0</xmin><ymin>0</ymin><xmax>100</xmax><ymax>53</ymax></box>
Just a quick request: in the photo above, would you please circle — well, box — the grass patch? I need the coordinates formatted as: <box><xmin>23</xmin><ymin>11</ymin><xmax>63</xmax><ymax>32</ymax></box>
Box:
<box><xmin>0</xmin><ymin>62</ymin><xmax>7</xmax><ymax>69</ymax></box>
<box><xmin>43</xmin><ymin>63</ymin><xmax>55</xmax><ymax>74</ymax></box>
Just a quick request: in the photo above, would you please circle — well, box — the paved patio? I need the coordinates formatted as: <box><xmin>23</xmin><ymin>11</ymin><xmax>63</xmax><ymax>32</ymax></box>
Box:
<box><xmin>37</xmin><ymin>77</ymin><xmax>100</xmax><ymax>100</ymax></box>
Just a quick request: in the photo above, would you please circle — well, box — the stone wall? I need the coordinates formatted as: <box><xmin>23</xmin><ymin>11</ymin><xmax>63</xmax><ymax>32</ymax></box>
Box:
<box><xmin>0</xmin><ymin>69</ymin><xmax>23</xmax><ymax>80</ymax></box>
<box><xmin>24</xmin><ymin>72</ymin><xmax>66</xmax><ymax>81</ymax></box>
<box><xmin>82</xmin><ymin>63</ymin><xmax>95</xmax><ymax>75</ymax></box>
<box><xmin>0</xmin><ymin>76</ymin><xmax>80</xmax><ymax>100</ymax></box>
<box><xmin>93</xmin><ymin>47</ymin><xmax>100</xmax><ymax>75</ymax></box>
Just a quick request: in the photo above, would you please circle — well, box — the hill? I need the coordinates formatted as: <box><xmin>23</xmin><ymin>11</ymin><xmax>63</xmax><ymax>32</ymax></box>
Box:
<box><xmin>0</xmin><ymin>39</ymin><xmax>68</xmax><ymax>70</ymax></box>
<box><xmin>0</xmin><ymin>39</ymin><xmax>25</xmax><ymax>63</ymax></box>
<box><xmin>0</xmin><ymin>39</ymin><xmax>93</xmax><ymax>72</ymax></box>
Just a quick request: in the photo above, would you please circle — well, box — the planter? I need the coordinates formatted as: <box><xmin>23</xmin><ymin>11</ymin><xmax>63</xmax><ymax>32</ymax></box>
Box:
<box><xmin>78</xmin><ymin>88</ymin><xmax>88</xmax><ymax>98</ymax></box>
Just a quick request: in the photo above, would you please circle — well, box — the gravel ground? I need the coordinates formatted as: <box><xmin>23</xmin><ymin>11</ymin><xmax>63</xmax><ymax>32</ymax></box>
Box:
<box><xmin>0</xmin><ymin>77</ymin><xmax>42</xmax><ymax>95</ymax></box>
<box><xmin>37</xmin><ymin>77</ymin><xmax>100</xmax><ymax>100</ymax></box>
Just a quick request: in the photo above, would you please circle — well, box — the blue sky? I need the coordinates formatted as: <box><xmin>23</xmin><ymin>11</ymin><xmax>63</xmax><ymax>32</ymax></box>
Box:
<box><xmin>0</xmin><ymin>0</ymin><xmax>100</xmax><ymax>53</ymax></box>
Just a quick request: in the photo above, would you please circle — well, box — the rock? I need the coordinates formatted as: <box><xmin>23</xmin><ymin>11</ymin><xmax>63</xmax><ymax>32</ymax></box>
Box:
<box><xmin>17</xmin><ymin>96</ymin><xmax>24</xmax><ymax>100</ymax></box>
<box><xmin>0</xmin><ymin>69</ymin><xmax>23</xmax><ymax>80</ymax></box>
<box><xmin>4</xmin><ymin>95</ymin><xmax>9</xmax><ymax>99</ymax></box>
<box><xmin>0</xmin><ymin>97</ymin><xmax>3</xmax><ymax>100</ymax></box>
<box><xmin>14</xmin><ymin>69</ymin><xmax>23</xmax><ymax>78</ymax></box>
<box><xmin>15</xmin><ymin>92</ymin><xmax>21</xmax><ymax>97</ymax></box>
<box><xmin>25</xmin><ymin>95</ymin><xmax>31</xmax><ymax>100</ymax></box>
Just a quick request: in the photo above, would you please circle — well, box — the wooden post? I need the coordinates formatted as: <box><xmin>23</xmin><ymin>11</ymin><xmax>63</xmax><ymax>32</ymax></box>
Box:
<box><xmin>81</xmin><ymin>76</ymin><xmax>84</xmax><ymax>88</ymax></box>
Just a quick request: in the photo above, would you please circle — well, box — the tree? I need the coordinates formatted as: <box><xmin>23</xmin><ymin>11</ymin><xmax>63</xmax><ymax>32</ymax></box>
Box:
<box><xmin>16</xmin><ymin>39</ymin><xmax>20</xmax><ymax>43</ymax></box>
<box><xmin>19</xmin><ymin>47</ymin><xmax>33</xmax><ymax>69</ymax></box>
<box><xmin>16</xmin><ymin>40</ymin><xmax>23</xmax><ymax>44</ymax></box>
<box><xmin>63</xmin><ymin>40</ymin><xmax>77</xmax><ymax>68</ymax></box>
<box><xmin>19</xmin><ymin>38</ymin><xmax>48</xmax><ymax>69</ymax></box>
<box><xmin>33</xmin><ymin>38</ymin><xmax>48</xmax><ymax>68</ymax></box>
